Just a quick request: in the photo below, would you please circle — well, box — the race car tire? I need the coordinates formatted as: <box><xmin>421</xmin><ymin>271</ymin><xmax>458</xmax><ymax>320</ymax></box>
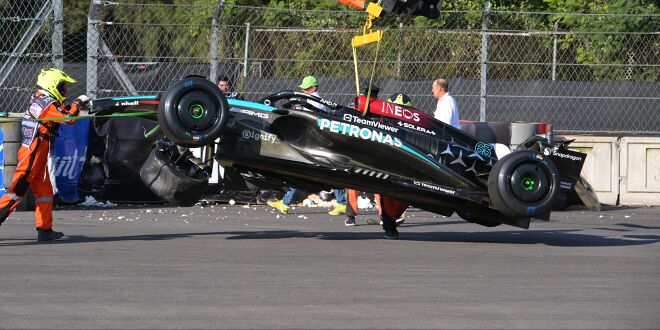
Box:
<box><xmin>140</xmin><ymin>144</ymin><xmax>209</xmax><ymax>207</ymax></box>
<box><xmin>158</xmin><ymin>77</ymin><xmax>229</xmax><ymax>147</ymax></box>
<box><xmin>488</xmin><ymin>150</ymin><xmax>560</xmax><ymax>219</ymax></box>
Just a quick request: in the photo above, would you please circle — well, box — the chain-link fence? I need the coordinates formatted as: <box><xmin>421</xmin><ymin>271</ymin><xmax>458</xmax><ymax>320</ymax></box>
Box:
<box><xmin>1</xmin><ymin>1</ymin><xmax>658</xmax><ymax>133</ymax></box>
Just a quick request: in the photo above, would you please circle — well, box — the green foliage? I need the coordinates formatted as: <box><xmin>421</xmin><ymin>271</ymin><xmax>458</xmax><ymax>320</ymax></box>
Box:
<box><xmin>34</xmin><ymin>0</ymin><xmax>655</xmax><ymax>82</ymax></box>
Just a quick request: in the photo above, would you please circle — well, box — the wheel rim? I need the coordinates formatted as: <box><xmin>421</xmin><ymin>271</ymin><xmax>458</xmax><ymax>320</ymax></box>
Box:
<box><xmin>175</xmin><ymin>90</ymin><xmax>218</xmax><ymax>132</ymax></box>
<box><xmin>189</xmin><ymin>103</ymin><xmax>205</xmax><ymax>119</ymax></box>
<box><xmin>509</xmin><ymin>162</ymin><xmax>550</xmax><ymax>203</ymax></box>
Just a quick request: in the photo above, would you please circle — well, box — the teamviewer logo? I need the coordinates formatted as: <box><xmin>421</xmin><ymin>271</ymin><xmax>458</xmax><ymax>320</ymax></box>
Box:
<box><xmin>343</xmin><ymin>114</ymin><xmax>352</xmax><ymax>121</ymax></box>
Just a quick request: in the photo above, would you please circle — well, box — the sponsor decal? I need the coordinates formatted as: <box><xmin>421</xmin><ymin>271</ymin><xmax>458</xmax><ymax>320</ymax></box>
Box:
<box><xmin>560</xmin><ymin>180</ymin><xmax>573</xmax><ymax>190</ymax></box>
<box><xmin>380</xmin><ymin>103</ymin><xmax>421</xmax><ymax>122</ymax></box>
<box><xmin>526</xmin><ymin>206</ymin><xmax>537</xmax><ymax>213</ymax></box>
<box><xmin>319</xmin><ymin>98</ymin><xmax>338</xmax><ymax>108</ymax></box>
<box><xmin>396</xmin><ymin>121</ymin><xmax>436</xmax><ymax>135</ymax></box>
<box><xmin>230</xmin><ymin>108</ymin><xmax>269</xmax><ymax>119</ymax></box>
<box><xmin>318</xmin><ymin>118</ymin><xmax>402</xmax><ymax>147</ymax></box>
<box><xmin>553</xmin><ymin>151</ymin><xmax>583</xmax><ymax>162</ymax></box>
<box><xmin>354</xmin><ymin>168</ymin><xmax>389</xmax><ymax>179</ymax></box>
<box><xmin>413</xmin><ymin>181</ymin><xmax>456</xmax><ymax>195</ymax></box>
<box><xmin>342</xmin><ymin>114</ymin><xmax>399</xmax><ymax>133</ymax></box>
<box><xmin>51</xmin><ymin>148</ymin><xmax>87</xmax><ymax>180</ymax></box>
<box><xmin>474</xmin><ymin>142</ymin><xmax>493</xmax><ymax>157</ymax></box>
<box><xmin>114</xmin><ymin>100</ymin><xmax>139</xmax><ymax>107</ymax></box>
<box><xmin>241</xmin><ymin>129</ymin><xmax>278</xmax><ymax>144</ymax></box>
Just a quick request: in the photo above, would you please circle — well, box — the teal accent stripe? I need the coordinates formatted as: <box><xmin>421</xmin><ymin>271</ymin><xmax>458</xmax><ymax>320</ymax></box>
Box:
<box><xmin>399</xmin><ymin>144</ymin><xmax>440</xmax><ymax>168</ymax></box>
<box><xmin>228</xmin><ymin>99</ymin><xmax>277</xmax><ymax>112</ymax></box>
<box><xmin>112</xmin><ymin>95</ymin><xmax>158</xmax><ymax>101</ymax></box>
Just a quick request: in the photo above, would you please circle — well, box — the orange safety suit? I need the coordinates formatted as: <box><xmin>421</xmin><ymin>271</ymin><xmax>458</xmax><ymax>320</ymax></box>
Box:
<box><xmin>0</xmin><ymin>90</ymin><xmax>80</xmax><ymax>229</ymax></box>
<box><xmin>345</xmin><ymin>189</ymin><xmax>408</xmax><ymax>230</ymax></box>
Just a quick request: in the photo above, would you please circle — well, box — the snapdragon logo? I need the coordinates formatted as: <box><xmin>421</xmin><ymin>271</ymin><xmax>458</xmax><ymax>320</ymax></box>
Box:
<box><xmin>553</xmin><ymin>152</ymin><xmax>582</xmax><ymax>162</ymax></box>
<box><xmin>318</xmin><ymin>118</ymin><xmax>402</xmax><ymax>147</ymax></box>
<box><xmin>52</xmin><ymin>148</ymin><xmax>87</xmax><ymax>180</ymax></box>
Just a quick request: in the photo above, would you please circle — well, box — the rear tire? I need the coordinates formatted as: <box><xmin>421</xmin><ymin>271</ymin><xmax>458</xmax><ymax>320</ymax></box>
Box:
<box><xmin>158</xmin><ymin>77</ymin><xmax>229</xmax><ymax>147</ymax></box>
<box><xmin>488</xmin><ymin>150</ymin><xmax>560</xmax><ymax>218</ymax></box>
<box><xmin>140</xmin><ymin>142</ymin><xmax>209</xmax><ymax>206</ymax></box>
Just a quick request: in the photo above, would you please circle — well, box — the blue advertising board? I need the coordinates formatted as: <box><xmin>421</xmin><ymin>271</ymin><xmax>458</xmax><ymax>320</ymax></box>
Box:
<box><xmin>51</xmin><ymin>119</ymin><xmax>90</xmax><ymax>203</ymax></box>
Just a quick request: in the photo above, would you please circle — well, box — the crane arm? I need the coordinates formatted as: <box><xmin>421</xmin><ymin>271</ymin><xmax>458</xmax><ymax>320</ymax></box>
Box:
<box><xmin>337</xmin><ymin>0</ymin><xmax>443</xmax><ymax>19</ymax></box>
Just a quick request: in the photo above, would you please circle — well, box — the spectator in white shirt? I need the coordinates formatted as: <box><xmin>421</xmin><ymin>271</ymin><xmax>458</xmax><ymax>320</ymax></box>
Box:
<box><xmin>432</xmin><ymin>77</ymin><xmax>460</xmax><ymax>128</ymax></box>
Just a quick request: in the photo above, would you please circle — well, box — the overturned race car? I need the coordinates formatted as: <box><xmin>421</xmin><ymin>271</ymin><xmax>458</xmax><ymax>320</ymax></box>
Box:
<box><xmin>94</xmin><ymin>77</ymin><xmax>587</xmax><ymax>229</ymax></box>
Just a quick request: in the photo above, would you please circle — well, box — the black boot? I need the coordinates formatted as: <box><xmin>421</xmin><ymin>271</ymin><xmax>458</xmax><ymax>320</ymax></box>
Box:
<box><xmin>381</xmin><ymin>215</ymin><xmax>399</xmax><ymax>239</ymax></box>
<box><xmin>37</xmin><ymin>228</ymin><xmax>64</xmax><ymax>242</ymax></box>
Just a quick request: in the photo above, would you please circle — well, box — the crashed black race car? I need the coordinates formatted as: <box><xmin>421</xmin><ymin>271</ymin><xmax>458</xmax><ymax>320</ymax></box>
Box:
<box><xmin>92</xmin><ymin>77</ymin><xmax>587</xmax><ymax>229</ymax></box>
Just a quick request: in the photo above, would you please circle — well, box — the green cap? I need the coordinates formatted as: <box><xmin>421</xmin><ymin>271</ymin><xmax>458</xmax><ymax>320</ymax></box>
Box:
<box><xmin>299</xmin><ymin>75</ymin><xmax>319</xmax><ymax>89</ymax></box>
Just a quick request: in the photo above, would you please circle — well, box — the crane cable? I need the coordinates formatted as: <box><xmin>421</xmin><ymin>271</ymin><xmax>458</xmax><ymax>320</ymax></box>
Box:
<box><xmin>350</xmin><ymin>2</ymin><xmax>384</xmax><ymax>116</ymax></box>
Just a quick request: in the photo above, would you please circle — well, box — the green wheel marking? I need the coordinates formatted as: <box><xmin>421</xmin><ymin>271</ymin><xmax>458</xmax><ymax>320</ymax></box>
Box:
<box><xmin>189</xmin><ymin>103</ymin><xmax>205</xmax><ymax>119</ymax></box>
<box><xmin>521</xmin><ymin>176</ymin><xmax>536</xmax><ymax>191</ymax></box>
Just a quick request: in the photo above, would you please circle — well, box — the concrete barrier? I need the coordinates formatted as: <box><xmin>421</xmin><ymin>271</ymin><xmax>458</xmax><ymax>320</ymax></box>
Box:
<box><xmin>0</xmin><ymin>115</ymin><xmax>36</xmax><ymax>210</ymax></box>
<box><xmin>619</xmin><ymin>136</ymin><xmax>660</xmax><ymax>206</ymax></box>
<box><xmin>559</xmin><ymin>135</ymin><xmax>620</xmax><ymax>205</ymax></box>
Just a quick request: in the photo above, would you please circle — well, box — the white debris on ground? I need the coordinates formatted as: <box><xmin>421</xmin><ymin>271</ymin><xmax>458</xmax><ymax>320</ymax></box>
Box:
<box><xmin>357</xmin><ymin>196</ymin><xmax>374</xmax><ymax>209</ymax></box>
<box><xmin>81</xmin><ymin>196</ymin><xmax>117</xmax><ymax>207</ymax></box>
<box><xmin>302</xmin><ymin>198</ymin><xmax>332</xmax><ymax>208</ymax></box>
<box><xmin>301</xmin><ymin>194</ymin><xmax>374</xmax><ymax>209</ymax></box>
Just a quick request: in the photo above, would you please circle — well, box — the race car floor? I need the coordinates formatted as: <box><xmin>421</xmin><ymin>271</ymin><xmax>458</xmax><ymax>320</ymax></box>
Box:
<box><xmin>1</xmin><ymin>203</ymin><xmax>659</xmax><ymax>329</ymax></box>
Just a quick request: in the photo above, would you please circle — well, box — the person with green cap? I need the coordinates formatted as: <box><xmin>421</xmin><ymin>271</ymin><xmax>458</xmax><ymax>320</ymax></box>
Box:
<box><xmin>298</xmin><ymin>75</ymin><xmax>328</xmax><ymax>113</ymax></box>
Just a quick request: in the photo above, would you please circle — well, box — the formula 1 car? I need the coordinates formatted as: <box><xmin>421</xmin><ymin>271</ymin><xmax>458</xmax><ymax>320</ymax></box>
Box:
<box><xmin>92</xmin><ymin>77</ymin><xmax>587</xmax><ymax>229</ymax></box>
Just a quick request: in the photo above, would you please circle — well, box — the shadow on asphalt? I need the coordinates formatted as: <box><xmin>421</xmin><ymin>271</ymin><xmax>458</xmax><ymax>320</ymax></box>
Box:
<box><xmin>2</xmin><ymin>225</ymin><xmax>658</xmax><ymax>247</ymax></box>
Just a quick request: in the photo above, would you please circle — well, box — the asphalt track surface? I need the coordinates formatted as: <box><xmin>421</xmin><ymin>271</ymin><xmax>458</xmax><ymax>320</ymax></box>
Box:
<box><xmin>1</xmin><ymin>203</ymin><xmax>659</xmax><ymax>329</ymax></box>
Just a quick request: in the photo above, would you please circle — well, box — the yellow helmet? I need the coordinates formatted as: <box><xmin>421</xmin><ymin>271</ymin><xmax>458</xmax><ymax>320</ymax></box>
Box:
<box><xmin>387</xmin><ymin>93</ymin><xmax>412</xmax><ymax>107</ymax></box>
<box><xmin>37</xmin><ymin>68</ymin><xmax>77</xmax><ymax>103</ymax></box>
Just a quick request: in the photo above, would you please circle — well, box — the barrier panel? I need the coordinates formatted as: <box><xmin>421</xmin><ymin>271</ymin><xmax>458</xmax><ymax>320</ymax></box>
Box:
<box><xmin>0</xmin><ymin>115</ymin><xmax>35</xmax><ymax>209</ymax></box>
<box><xmin>52</xmin><ymin>119</ymin><xmax>91</xmax><ymax>203</ymax></box>
<box><xmin>619</xmin><ymin>137</ymin><xmax>660</xmax><ymax>206</ymax></box>
<box><xmin>559</xmin><ymin>135</ymin><xmax>620</xmax><ymax>205</ymax></box>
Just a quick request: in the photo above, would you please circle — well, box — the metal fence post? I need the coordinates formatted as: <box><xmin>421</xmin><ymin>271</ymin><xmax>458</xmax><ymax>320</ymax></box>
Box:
<box><xmin>52</xmin><ymin>0</ymin><xmax>63</xmax><ymax>69</ymax></box>
<box><xmin>552</xmin><ymin>20</ymin><xmax>559</xmax><ymax>81</ymax></box>
<box><xmin>243</xmin><ymin>22</ymin><xmax>250</xmax><ymax>78</ymax></box>
<box><xmin>87</xmin><ymin>0</ymin><xmax>101</xmax><ymax>99</ymax></box>
<box><xmin>209</xmin><ymin>0</ymin><xmax>224</xmax><ymax>82</ymax></box>
<box><xmin>479</xmin><ymin>1</ymin><xmax>491</xmax><ymax>122</ymax></box>
<box><xmin>397</xmin><ymin>22</ymin><xmax>403</xmax><ymax>79</ymax></box>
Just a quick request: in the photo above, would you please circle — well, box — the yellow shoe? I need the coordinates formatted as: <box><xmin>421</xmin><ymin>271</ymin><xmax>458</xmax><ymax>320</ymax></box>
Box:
<box><xmin>267</xmin><ymin>199</ymin><xmax>289</xmax><ymax>214</ymax></box>
<box><xmin>328</xmin><ymin>204</ymin><xmax>346</xmax><ymax>216</ymax></box>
